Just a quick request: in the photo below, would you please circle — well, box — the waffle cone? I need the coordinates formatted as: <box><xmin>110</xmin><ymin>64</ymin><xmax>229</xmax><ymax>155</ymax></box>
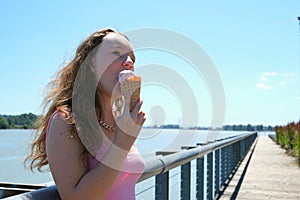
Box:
<box><xmin>120</xmin><ymin>76</ymin><xmax>141</xmax><ymax>111</ymax></box>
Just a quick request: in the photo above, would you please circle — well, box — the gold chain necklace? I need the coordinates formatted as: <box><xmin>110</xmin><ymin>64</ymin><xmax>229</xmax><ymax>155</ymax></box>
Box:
<box><xmin>99</xmin><ymin>120</ymin><xmax>115</xmax><ymax>132</ymax></box>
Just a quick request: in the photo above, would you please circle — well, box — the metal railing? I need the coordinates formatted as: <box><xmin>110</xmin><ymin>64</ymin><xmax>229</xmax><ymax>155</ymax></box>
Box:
<box><xmin>137</xmin><ymin>132</ymin><xmax>257</xmax><ymax>199</ymax></box>
<box><xmin>2</xmin><ymin>132</ymin><xmax>257</xmax><ymax>200</ymax></box>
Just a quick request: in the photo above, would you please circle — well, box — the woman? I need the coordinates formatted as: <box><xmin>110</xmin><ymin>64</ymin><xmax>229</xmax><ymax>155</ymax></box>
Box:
<box><xmin>25</xmin><ymin>28</ymin><xmax>146</xmax><ymax>200</ymax></box>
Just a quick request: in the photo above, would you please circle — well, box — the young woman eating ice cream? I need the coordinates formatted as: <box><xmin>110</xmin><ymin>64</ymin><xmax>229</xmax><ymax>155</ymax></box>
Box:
<box><xmin>25</xmin><ymin>28</ymin><xmax>146</xmax><ymax>200</ymax></box>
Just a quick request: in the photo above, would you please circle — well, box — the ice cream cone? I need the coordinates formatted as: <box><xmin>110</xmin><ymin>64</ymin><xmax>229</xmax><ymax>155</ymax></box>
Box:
<box><xmin>120</xmin><ymin>76</ymin><xmax>141</xmax><ymax>111</ymax></box>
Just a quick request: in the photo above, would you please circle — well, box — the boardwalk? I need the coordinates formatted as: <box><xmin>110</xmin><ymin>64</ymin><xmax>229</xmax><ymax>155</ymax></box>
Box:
<box><xmin>220</xmin><ymin>136</ymin><xmax>300</xmax><ymax>200</ymax></box>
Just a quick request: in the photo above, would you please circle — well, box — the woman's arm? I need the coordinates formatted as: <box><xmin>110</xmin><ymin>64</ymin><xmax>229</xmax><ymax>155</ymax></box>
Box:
<box><xmin>46</xmin><ymin>98</ymin><xmax>145</xmax><ymax>200</ymax></box>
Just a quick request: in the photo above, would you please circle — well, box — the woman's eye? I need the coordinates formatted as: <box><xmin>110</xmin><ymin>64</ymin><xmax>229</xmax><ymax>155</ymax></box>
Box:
<box><xmin>112</xmin><ymin>51</ymin><xmax>121</xmax><ymax>56</ymax></box>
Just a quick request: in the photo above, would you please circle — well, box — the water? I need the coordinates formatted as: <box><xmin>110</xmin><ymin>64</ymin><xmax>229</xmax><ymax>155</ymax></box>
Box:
<box><xmin>0</xmin><ymin>129</ymin><xmax>52</xmax><ymax>184</ymax></box>
<box><xmin>0</xmin><ymin>129</ymin><xmax>252</xmax><ymax>198</ymax></box>
<box><xmin>136</xmin><ymin>128</ymin><xmax>245</xmax><ymax>157</ymax></box>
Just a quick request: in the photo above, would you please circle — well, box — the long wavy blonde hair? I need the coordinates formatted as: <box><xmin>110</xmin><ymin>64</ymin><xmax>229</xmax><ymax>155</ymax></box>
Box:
<box><xmin>25</xmin><ymin>28</ymin><xmax>119</xmax><ymax>172</ymax></box>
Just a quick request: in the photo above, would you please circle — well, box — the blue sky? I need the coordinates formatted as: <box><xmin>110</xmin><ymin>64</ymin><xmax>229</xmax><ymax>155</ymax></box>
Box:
<box><xmin>0</xmin><ymin>0</ymin><xmax>299</xmax><ymax>127</ymax></box>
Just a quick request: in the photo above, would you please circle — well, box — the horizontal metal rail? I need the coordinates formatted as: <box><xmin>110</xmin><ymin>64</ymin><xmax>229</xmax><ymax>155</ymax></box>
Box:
<box><xmin>137</xmin><ymin>132</ymin><xmax>257</xmax><ymax>200</ymax></box>
<box><xmin>0</xmin><ymin>182</ymin><xmax>46</xmax><ymax>199</ymax></box>
<box><xmin>2</xmin><ymin>185</ymin><xmax>60</xmax><ymax>200</ymax></box>
<box><xmin>138</xmin><ymin>132</ymin><xmax>256</xmax><ymax>182</ymax></box>
<box><xmin>2</xmin><ymin>132</ymin><xmax>257</xmax><ymax>200</ymax></box>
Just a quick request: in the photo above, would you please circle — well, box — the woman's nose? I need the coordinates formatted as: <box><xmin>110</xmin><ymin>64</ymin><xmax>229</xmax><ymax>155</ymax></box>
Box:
<box><xmin>122</xmin><ymin>55</ymin><xmax>134</xmax><ymax>70</ymax></box>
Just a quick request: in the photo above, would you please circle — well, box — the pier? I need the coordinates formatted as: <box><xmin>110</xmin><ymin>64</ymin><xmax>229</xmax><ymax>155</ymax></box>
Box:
<box><xmin>220</xmin><ymin>136</ymin><xmax>300</xmax><ymax>200</ymax></box>
<box><xmin>1</xmin><ymin>133</ymin><xmax>300</xmax><ymax>199</ymax></box>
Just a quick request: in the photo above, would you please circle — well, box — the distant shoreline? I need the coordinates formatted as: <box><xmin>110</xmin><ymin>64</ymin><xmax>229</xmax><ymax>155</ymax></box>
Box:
<box><xmin>0</xmin><ymin>113</ymin><xmax>37</xmax><ymax>129</ymax></box>
<box><xmin>0</xmin><ymin>126</ymin><xmax>275</xmax><ymax>131</ymax></box>
<box><xmin>0</xmin><ymin>113</ymin><xmax>275</xmax><ymax>131</ymax></box>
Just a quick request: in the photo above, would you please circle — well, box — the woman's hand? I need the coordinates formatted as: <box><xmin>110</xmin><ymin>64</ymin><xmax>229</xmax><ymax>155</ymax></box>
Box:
<box><xmin>114</xmin><ymin>91</ymin><xmax>146</xmax><ymax>150</ymax></box>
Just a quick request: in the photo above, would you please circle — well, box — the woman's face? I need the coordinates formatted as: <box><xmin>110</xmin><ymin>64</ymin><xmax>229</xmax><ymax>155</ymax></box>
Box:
<box><xmin>93</xmin><ymin>32</ymin><xmax>135</xmax><ymax>98</ymax></box>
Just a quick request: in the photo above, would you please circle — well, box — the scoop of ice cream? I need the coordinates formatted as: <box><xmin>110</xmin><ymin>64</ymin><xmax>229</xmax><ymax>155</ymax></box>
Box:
<box><xmin>118</xmin><ymin>70</ymin><xmax>136</xmax><ymax>84</ymax></box>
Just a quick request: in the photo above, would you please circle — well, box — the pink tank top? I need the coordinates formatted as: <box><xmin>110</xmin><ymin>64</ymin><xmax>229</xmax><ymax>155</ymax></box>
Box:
<box><xmin>47</xmin><ymin>110</ymin><xmax>145</xmax><ymax>200</ymax></box>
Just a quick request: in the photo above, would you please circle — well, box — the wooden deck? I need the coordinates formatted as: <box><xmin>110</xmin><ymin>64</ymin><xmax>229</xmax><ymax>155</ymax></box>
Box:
<box><xmin>220</xmin><ymin>136</ymin><xmax>300</xmax><ymax>200</ymax></box>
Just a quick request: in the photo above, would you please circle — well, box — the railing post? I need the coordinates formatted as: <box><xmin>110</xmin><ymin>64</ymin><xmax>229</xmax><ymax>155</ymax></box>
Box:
<box><xmin>155</xmin><ymin>172</ymin><xmax>169</xmax><ymax>200</ymax></box>
<box><xmin>227</xmin><ymin>146</ymin><xmax>231</xmax><ymax>179</ymax></box>
<box><xmin>228</xmin><ymin>144</ymin><xmax>234</xmax><ymax>172</ymax></box>
<box><xmin>155</xmin><ymin>151</ymin><xmax>175</xmax><ymax>200</ymax></box>
<box><xmin>207</xmin><ymin>152</ymin><xmax>213</xmax><ymax>200</ymax></box>
<box><xmin>220</xmin><ymin>147</ymin><xmax>226</xmax><ymax>186</ymax></box>
<box><xmin>214</xmin><ymin>149</ymin><xmax>220</xmax><ymax>197</ymax></box>
<box><xmin>196</xmin><ymin>157</ymin><xmax>204</xmax><ymax>200</ymax></box>
<box><xmin>224</xmin><ymin>146</ymin><xmax>230</xmax><ymax>182</ymax></box>
<box><xmin>181</xmin><ymin>162</ymin><xmax>191</xmax><ymax>200</ymax></box>
<box><xmin>240</xmin><ymin>139</ymin><xmax>245</xmax><ymax>159</ymax></box>
<box><xmin>180</xmin><ymin>146</ymin><xmax>195</xmax><ymax>200</ymax></box>
<box><xmin>233</xmin><ymin>142</ymin><xmax>240</xmax><ymax>168</ymax></box>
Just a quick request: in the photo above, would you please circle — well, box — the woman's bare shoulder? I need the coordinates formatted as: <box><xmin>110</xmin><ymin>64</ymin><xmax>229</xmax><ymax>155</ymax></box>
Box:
<box><xmin>46</xmin><ymin>110</ymin><xmax>86</xmax><ymax>196</ymax></box>
<box><xmin>46</xmin><ymin>110</ymin><xmax>83</xmax><ymax>153</ymax></box>
<box><xmin>47</xmin><ymin>110</ymin><xmax>74</xmax><ymax>137</ymax></box>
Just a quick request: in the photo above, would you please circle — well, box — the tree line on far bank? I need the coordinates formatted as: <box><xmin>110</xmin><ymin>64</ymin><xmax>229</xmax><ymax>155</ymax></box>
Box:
<box><xmin>0</xmin><ymin>113</ymin><xmax>37</xmax><ymax>129</ymax></box>
<box><xmin>146</xmin><ymin>124</ymin><xmax>274</xmax><ymax>131</ymax></box>
<box><xmin>0</xmin><ymin>112</ymin><xmax>275</xmax><ymax>131</ymax></box>
<box><xmin>222</xmin><ymin>124</ymin><xmax>273</xmax><ymax>131</ymax></box>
